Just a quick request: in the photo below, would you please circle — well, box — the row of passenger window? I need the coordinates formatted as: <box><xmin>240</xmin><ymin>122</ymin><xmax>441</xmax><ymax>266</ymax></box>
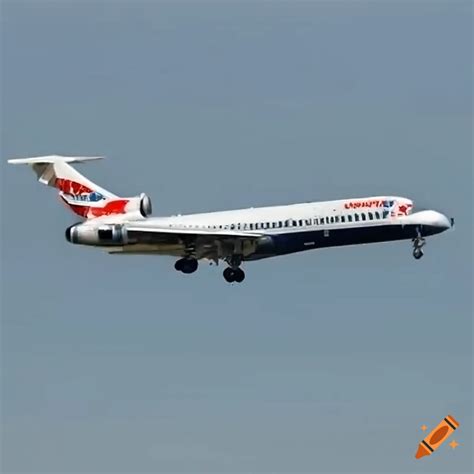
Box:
<box><xmin>201</xmin><ymin>211</ymin><xmax>387</xmax><ymax>231</ymax></box>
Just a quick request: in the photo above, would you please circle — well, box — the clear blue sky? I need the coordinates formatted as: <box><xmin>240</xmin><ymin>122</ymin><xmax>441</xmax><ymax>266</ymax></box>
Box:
<box><xmin>1</xmin><ymin>1</ymin><xmax>472</xmax><ymax>473</ymax></box>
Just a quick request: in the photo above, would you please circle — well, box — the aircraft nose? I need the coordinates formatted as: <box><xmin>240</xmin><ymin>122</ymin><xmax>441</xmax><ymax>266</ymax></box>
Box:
<box><xmin>435</xmin><ymin>212</ymin><xmax>452</xmax><ymax>230</ymax></box>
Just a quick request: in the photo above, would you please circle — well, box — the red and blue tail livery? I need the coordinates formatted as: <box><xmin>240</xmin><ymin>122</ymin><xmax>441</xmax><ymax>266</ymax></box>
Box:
<box><xmin>8</xmin><ymin>155</ymin><xmax>151</xmax><ymax>219</ymax></box>
<box><xmin>55</xmin><ymin>177</ymin><xmax>132</xmax><ymax>218</ymax></box>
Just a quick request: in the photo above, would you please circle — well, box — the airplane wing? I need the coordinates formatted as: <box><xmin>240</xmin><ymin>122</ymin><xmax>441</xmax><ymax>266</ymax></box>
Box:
<box><xmin>109</xmin><ymin>224</ymin><xmax>265</xmax><ymax>260</ymax></box>
<box><xmin>125</xmin><ymin>225</ymin><xmax>262</xmax><ymax>239</ymax></box>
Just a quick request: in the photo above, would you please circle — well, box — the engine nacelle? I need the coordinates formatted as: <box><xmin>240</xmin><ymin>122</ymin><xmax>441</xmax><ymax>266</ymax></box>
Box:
<box><xmin>139</xmin><ymin>193</ymin><xmax>152</xmax><ymax>217</ymax></box>
<box><xmin>65</xmin><ymin>224</ymin><xmax>129</xmax><ymax>246</ymax></box>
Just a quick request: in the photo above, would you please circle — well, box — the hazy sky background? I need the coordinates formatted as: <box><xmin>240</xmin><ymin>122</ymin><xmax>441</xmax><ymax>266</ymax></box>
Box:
<box><xmin>1</xmin><ymin>1</ymin><xmax>472</xmax><ymax>473</ymax></box>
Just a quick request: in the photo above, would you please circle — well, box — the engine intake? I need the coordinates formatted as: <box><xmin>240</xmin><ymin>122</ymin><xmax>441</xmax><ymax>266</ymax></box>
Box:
<box><xmin>139</xmin><ymin>193</ymin><xmax>152</xmax><ymax>217</ymax></box>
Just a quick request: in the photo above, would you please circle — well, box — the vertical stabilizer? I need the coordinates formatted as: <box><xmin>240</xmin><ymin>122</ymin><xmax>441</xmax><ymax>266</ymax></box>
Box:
<box><xmin>8</xmin><ymin>155</ymin><xmax>135</xmax><ymax>218</ymax></box>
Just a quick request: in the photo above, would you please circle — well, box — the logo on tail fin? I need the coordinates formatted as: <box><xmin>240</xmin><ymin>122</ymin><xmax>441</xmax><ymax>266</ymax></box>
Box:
<box><xmin>55</xmin><ymin>178</ymin><xmax>130</xmax><ymax>218</ymax></box>
<box><xmin>55</xmin><ymin>178</ymin><xmax>105</xmax><ymax>202</ymax></box>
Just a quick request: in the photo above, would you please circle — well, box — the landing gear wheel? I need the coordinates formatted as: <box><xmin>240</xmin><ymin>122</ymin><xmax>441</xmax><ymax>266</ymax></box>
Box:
<box><xmin>223</xmin><ymin>267</ymin><xmax>245</xmax><ymax>283</ymax></box>
<box><xmin>413</xmin><ymin>248</ymin><xmax>424</xmax><ymax>260</ymax></box>
<box><xmin>234</xmin><ymin>268</ymin><xmax>245</xmax><ymax>283</ymax></box>
<box><xmin>223</xmin><ymin>267</ymin><xmax>235</xmax><ymax>283</ymax></box>
<box><xmin>175</xmin><ymin>258</ymin><xmax>198</xmax><ymax>274</ymax></box>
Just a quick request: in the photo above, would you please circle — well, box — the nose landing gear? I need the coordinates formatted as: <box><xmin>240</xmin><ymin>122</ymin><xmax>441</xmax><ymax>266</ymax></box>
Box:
<box><xmin>413</xmin><ymin>247</ymin><xmax>424</xmax><ymax>260</ymax></box>
<box><xmin>412</xmin><ymin>227</ymin><xmax>425</xmax><ymax>260</ymax></box>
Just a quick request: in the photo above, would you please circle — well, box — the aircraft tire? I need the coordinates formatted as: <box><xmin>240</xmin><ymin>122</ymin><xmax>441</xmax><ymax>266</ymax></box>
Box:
<box><xmin>181</xmin><ymin>258</ymin><xmax>198</xmax><ymax>274</ymax></box>
<box><xmin>223</xmin><ymin>267</ymin><xmax>235</xmax><ymax>282</ymax></box>
<box><xmin>234</xmin><ymin>268</ymin><xmax>245</xmax><ymax>283</ymax></box>
<box><xmin>413</xmin><ymin>248</ymin><xmax>423</xmax><ymax>260</ymax></box>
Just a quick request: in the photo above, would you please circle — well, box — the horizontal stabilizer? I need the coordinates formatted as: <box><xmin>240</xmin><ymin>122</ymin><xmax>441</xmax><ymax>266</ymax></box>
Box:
<box><xmin>8</xmin><ymin>155</ymin><xmax>105</xmax><ymax>165</ymax></box>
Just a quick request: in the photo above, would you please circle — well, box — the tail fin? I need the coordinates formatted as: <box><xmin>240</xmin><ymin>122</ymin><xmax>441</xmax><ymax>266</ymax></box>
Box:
<box><xmin>8</xmin><ymin>155</ymin><xmax>133</xmax><ymax>219</ymax></box>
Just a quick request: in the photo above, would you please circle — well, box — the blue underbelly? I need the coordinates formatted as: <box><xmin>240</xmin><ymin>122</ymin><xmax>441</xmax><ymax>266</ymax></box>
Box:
<box><xmin>245</xmin><ymin>224</ymin><xmax>442</xmax><ymax>260</ymax></box>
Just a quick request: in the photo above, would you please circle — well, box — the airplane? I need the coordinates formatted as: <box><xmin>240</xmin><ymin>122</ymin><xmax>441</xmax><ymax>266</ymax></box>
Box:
<box><xmin>8</xmin><ymin>155</ymin><xmax>454</xmax><ymax>283</ymax></box>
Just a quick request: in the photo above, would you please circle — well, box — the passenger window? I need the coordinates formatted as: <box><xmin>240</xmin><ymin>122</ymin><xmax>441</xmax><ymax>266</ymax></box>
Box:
<box><xmin>355</xmin><ymin>214</ymin><xmax>359</xmax><ymax>222</ymax></box>
<box><xmin>305</xmin><ymin>219</ymin><xmax>311</xmax><ymax>226</ymax></box>
<box><xmin>375</xmin><ymin>212</ymin><xmax>380</xmax><ymax>219</ymax></box>
<box><xmin>348</xmin><ymin>215</ymin><xmax>353</xmax><ymax>222</ymax></box>
<box><xmin>249</xmin><ymin>223</ymin><xmax>254</xmax><ymax>230</ymax></box>
<box><xmin>330</xmin><ymin>216</ymin><xmax>335</xmax><ymax>223</ymax></box>
<box><xmin>341</xmin><ymin>216</ymin><xmax>345</xmax><ymax>223</ymax></box>
<box><xmin>230</xmin><ymin>224</ymin><xmax>235</xmax><ymax>230</ymax></box>
<box><xmin>278</xmin><ymin>221</ymin><xmax>283</xmax><ymax>228</ymax></box>
<box><xmin>368</xmin><ymin>212</ymin><xmax>373</xmax><ymax>220</ymax></box>
<box><xmin>320</xmin><ymin>218</ymin><xmax>325</xmax><ymax>225</ymax></box>
<box><xmin>326</xmin><ymin>217</ymin><xmax>330</xmax><ymax>224</ymax></box>
<box><xmin>298</xmin><ymin>219</ymin><xmax>303</xmax><ymax>226</ymax></box>
<box><xmin>361</xmin><ymin>213</ymin><xmax>366</xmax><ymax>221</ymax></box>
<box><xmin>334</xmin><ymin>216</ymin><xmax>339</xmax><ymax>223</ymax></box>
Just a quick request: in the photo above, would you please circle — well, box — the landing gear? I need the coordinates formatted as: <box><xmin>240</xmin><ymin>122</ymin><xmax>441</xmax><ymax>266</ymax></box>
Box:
<box><xmin>223</xmin><ymin>254</ymin><xmax>245</xmax><ymax>283</ymax></box>
<box><xmin>174</xmin><ymin>258</ymin><xmax>198</xmax><ymax>274</ymax></box>
<box><xmin>413</xmin><ymin>248</ymin><xmax>424</xmax><ymax>260</ymax></box>
<box><xmin>223</xmin><ymin>267</ymin><xmax>245</xmax><ymax>283</ymax></box>
<box><xmin>412</xmin><ymin>227</ymin><xmax>425</xmax><ymax>260</ymax></box>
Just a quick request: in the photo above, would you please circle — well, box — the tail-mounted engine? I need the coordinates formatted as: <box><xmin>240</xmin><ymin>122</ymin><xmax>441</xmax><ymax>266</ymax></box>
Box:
<box><xmin>123</xmin><ymin>193</ymin><xmax>152</xmax><ymax>218</ymax></box>
<box><xmin>139</xmin><ymin>193</ymin><xmax>152</xmax><ymax>217</ymax></box>
<box><xmin>66</xmin><ymin>223</ymin><xmax>132</xmax><ymax>246</ymax></box>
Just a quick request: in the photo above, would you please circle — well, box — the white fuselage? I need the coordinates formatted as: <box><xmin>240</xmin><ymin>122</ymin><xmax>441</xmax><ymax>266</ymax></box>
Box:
<box><xmin>102</xmin><ymin>195</ymin><xmax>451</xmax><ymax>261</ymax></box>
<box><xmin>127</xmin><ymin>195</ymin><xmax>446</xmax><ymax>235</ymax></box>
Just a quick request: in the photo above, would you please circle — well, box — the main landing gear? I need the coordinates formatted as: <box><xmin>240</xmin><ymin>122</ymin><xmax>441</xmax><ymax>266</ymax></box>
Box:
<box><xmin>223</xmin><ymin>255</ymin><xmax>245</xmax><ymax>283</ymax></box>
<box><xmin>174</xmin><ymin>254</ymin><xmax>246</xmax><ymax>283</ymax></box>
<box><xmin>412</xmin><ymin>228</ymin><xmax>426</xmax><ymax>260</ymax></box>
<box><xmin>223</xmin><ymin>267</ymin><xmax>245</xmax><ymax>283</ymax></box>
<box><xmin>174</xmin><ymin>258</ymin><xmax>198</xmax><ymax>274</ymax></box>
